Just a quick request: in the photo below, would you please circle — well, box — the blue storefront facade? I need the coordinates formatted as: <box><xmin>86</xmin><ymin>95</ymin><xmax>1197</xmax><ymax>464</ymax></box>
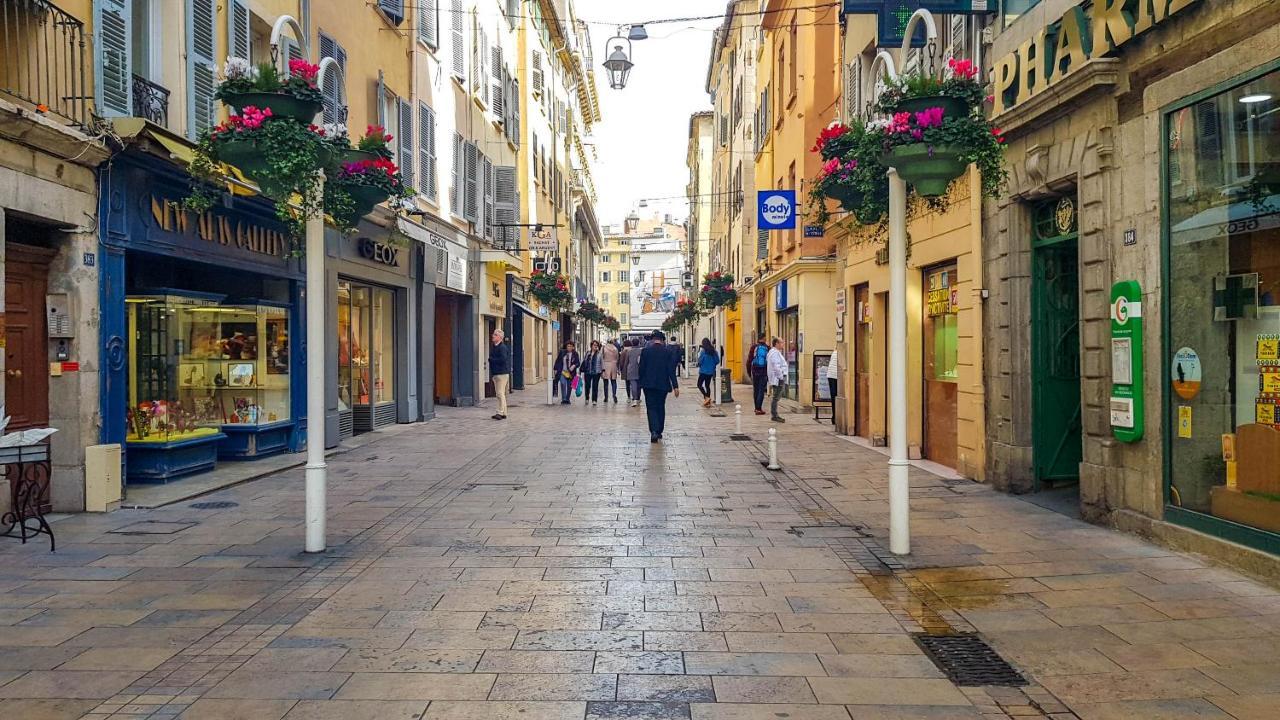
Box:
<box><xmin>98</xmin><ymin>149</ymin><xmax>307</xmax><ymax>484</ymax></box>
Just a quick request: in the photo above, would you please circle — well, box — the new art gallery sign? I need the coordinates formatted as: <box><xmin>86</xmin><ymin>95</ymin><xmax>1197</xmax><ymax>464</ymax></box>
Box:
<box><xmin>992</xmin><ymin>0</ymin><xmax>1201</xmax><ymax>115</ymax></box>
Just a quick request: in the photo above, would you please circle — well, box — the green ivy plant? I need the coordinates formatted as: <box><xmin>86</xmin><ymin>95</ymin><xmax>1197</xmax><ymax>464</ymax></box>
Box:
<box><xmin>215</xmin><ymin>58</ymin><xmax>323</xmax><ymax>105</ymax></box>
<box><xmin>808</xmin><ymin>120</ymin><xmax>891</xmax><ymax>226</ymax></box>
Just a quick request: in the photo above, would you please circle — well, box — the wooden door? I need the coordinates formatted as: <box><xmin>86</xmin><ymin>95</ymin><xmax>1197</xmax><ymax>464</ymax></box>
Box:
<box><xmin>5</xmin><ymin>244</ymin><xmax>54</xmax><ymax>430</ymax></box>
<box><xmin>434</xmin><ymin>295</ymin><xmax>454</xmax><ymax>405</ymax></box>
<box><xmin>853</xmin><ymin>285</ymin><xmax>871</xmax><ymax>438</ymax></box>
<box><xmin>923</xmin><ymin>265</ymin><xmax>959</xmax><ymax>469</ymax></box>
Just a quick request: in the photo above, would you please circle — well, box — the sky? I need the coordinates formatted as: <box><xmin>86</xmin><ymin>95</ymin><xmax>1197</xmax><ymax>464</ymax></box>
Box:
<box><xmin>576</xmin><ymin>0</ymin><xmax>729</xmax><ymax>227</ymax></box>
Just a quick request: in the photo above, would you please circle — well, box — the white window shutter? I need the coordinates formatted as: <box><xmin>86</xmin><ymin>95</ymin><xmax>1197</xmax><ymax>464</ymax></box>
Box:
<box><xmin>229</xmin><ymin>0</ymin><xmax>250</xmax><ymax>61</ymax></box>
<box><xmin>451</xmin><ymin>132</ymin><xmax>463</xmax><ymax>215</ymax></box>
<box><xmin>483</xmin><ymin>156</ymin><xmax>494</xmax><ymax>240</ymax></box>
<box><xmin>511</xmin><ymin>78</ymin><xmax>521</xmax><ymax>146</ymax></box>
<box><xmin>493</xmin><ymin>165</ymin><xmax>517</xmax><ymax>247</ymax></box>
<box><xmin>399</xmin><ymin>98</ymin><xmax>415</xmax><ymax>192</ymax></box>
<box><xmin>419</xmin><ymin>0</ymin><xmax>437</xmax><ymax>48</ymax></box>
<box><xmin>464</xmin><ymin>142</ymin><xmax>479</xmax><ymax>223</ymax></box>
<box><xmin>846</xmin><ymin>55</ymin><xmax>863</xmax><ymax>121</ymax></box>
<box><xmin>531</xmin><ymin>50</ymin><xmax>543</xmax><ymax>96</ymax></box>
<box><xmin>451</xmin><ymin>0</ymin><xmax>466</xmax><ymax>81</ymax></box>
<box><xmin>187</xmin><ymin>0</ymin><xmax>217</xmax><ymax>139</ymax></box>
<box><xmin>491</xmin><ymin>47</ymin><xmax>505</xmax><ymax>120</ymax></box>
<box><xmin>95</xmin><ymin>0</ymin><xmax>132</xmax><ymax>117</ymax></box>
<box><xmin>419</xmin><ymin>103</ymin><xmax>437</xmax><ymax>201</ymax></box>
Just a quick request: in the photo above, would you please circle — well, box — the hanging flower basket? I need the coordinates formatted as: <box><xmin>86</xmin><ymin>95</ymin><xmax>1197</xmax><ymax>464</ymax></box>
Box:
<box><xmin>324</xmin><ymin>158</ymin><xmax>405</xmax><ymax>230</ymax></box>
<box><xmin>884</xmin><ymin>143</ymin><xmax>969</xmax><ymax>197</ymax></box>
<box><xmin>663</xmin><ymin>297</ymin><xmax>703</xmax><ymax>333</ymax></box>
<box><xmin>576</xmin><ymin>301</ymin><xmax>608</xmax><ymax>324</ymax></box>
<box><xmin>216</xmin><ymin>58</ymin><xmax>325</xmax><ymax>123</ymax></box>
<box><xmin>529</xmin><ymin>270</ymin><xmax>574</xmax><ymax>311</ymax></box>
<box><xmin>890</xmin><ymin>95</ymin><xmax>970</xmax><ymax>121</ymax></box>
<box><xmin>602</xmin><ymin>315</ymin><xmax>621</xmax><ymax>332</ymax></box>
<box><xmin>875</xmin><ymin>58</ymin><xmax>985</xmax><ymax>119</ymax></box>
<box><xmin>699</xmin><ymin>272</ymin><xmax>738</xmax><ymax>310</ymax></box>
<box><xmin>808</xmin><ymin>121</ymin><xmax>890</xmax><ymax>226</ymax></box>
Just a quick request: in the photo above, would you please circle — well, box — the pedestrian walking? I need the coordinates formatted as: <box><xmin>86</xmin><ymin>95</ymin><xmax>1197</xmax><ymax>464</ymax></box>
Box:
<box><xmin>748</xmin><ymin>337</ymin><xmax>769</xmax><ymax>415</ymax></box>
<box><xmin>638</xmin><ymin>330</ymin><xmax>680</xmax><ymax>442</ymax></box>
<box><xmin>672</xmin><ymin>341</ymin><xmax>687</xmax><ymax>376</ymax></box>
<box><xmin>601</xmin><ymin>338</ymin><xmax>620</xmax><ymax>403</ymax></box>
<box><xmin>767</xmin><ymin>337</ymin><xmax>789</xmax><ymax>422</ymax></box>
<box><xmin>825</xmin><ymin>350</ymin><xmax>838</xmax><ymax>426</ymax></box>
<box><xmin>696</xmin><ymin>337</ymin><xmax>720</xmax><ymax>408</ymax></box>
<box><xmin>582</xmin><ymin>340</ymin><xmax>604</xmax><ymax>405</ymax></box>
<box><xmin>489</xmin><ymin>328</ymin><xmax>512</xmax><ymax>420</ymax></box>
<box><xmin>621</xmin><ymin>339</ymin><xmax>642</xmax><ymax>407</ymax></box>
<box><xmin>553</xmin><ymin>341</ymin><xmax>581</xmax><ymax>405</ymax></box>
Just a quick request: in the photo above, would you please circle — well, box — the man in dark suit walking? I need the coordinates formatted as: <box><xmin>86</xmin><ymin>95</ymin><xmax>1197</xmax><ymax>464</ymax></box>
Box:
<box><xmin>638</xmin><ymin>330</ymin><xmax>680</xmax><ymax>443</ymax></box>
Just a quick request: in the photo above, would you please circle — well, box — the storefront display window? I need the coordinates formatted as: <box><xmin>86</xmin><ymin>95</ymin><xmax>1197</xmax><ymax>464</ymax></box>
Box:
<box><xmin>925</xmin><ymin>266</ymin><xmax>959</xmax><ymax>382</ymax></box>
<box><xmin>1166</xmin><ymin>66</ymin><xmax>1280</xmax><ymax>541</ymax></box>
<box><xmin>337</xmin><ymin>280</ymin><xmax>397</xmax><ymax>432</ymax></box>
<box><xmin>126</xmin><ymin>293</ymin><xmax>291</xmax><ymax>443</ymax></box>
<box><xmin>780</xmin><ymin>308</ymin><xmax>799</xmax><ymax>397</ymax></box>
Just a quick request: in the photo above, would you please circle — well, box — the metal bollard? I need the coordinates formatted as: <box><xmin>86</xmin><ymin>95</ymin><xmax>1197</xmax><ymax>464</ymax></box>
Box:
<box><xmin>767</xmin><ymin>428</ymin><xmax>780</xmax><ymax>470</ymax></box>
<box><xmin>735</xmin><ymin>404</ymin><xmax>742</xmax><ymax>434</ymax></box>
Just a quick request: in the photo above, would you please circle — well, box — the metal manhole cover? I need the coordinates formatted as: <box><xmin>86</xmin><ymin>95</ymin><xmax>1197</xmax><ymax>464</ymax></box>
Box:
<box><xmin>190</xmin><ymin>501</ymin><xmax>239</xmax><ymax>509</ymax></box>
<box><xmin>108</xmin><ymin>521</ymin><xmax>196</xmax><ymax>535</ymax></box>
<box><xmin>914</xmin><ymin>633</ymin><xmax>1028</xmax><ymax>687</ymax></box>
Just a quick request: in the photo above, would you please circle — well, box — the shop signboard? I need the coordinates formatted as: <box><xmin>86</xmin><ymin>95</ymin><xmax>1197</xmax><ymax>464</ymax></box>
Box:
<box><xmin>529</xmin><ymin>226</ymin><xmax>558</xmax><ymax>252</ymax></box>
<box><xmin>758</xmin><ymin>191</ymin><xmax>797</xmax><ymax>231</ymax></box>
<box><xmin>835</xmin><ymin>289</ymin><xmax>847</xmax><ymax>342</ymax></box>
<box><xmin>446</xmin><ymin>252</ymin><xmax>467</xmax><ymax>291</ymax></box>
<box><xmin>1109</xmin><ymin>280</ymin><xmax>1144</xmax><ymax>442</ymax></box>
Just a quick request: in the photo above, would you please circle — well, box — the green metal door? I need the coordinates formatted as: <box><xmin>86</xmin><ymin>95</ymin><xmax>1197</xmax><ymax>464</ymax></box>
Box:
<box><xmin>1031</xmin><ymin>198</ymin><xmax>1082</xmax><ymax>487</ymax></box>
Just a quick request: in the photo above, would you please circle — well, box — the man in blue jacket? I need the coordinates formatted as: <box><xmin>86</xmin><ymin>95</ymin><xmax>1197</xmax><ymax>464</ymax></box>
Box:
<box><xmin>638</xmin><ymin>331</ymin><xmax>680</xmax><ymax>443</ymax></box>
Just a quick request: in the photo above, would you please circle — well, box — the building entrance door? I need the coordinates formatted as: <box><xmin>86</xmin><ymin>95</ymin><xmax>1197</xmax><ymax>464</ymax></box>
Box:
<box><xmin>853</xmin><ymin>284</ymin><xmax>871</xmax><ymax>438</ymax></box>
<box><xmin>5</xmin><ymin>243</ymin><xmax>54</xmax><ymax>430</ymax></box>
<box><xmin>1031</xmin><ymin>198</ymin><xmax>1083</xmax><ymax>489</ymax></box>
<box><xmin>923</xmin><ymin>265</ymin><xmax>959</xmax><ymax>470</ymax></box>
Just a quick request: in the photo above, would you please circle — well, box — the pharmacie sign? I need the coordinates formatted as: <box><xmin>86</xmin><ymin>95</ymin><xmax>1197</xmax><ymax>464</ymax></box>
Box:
<box><xmin>992</xmin><ymin>0</ymin><xmax>1200</xmax><ymax>116</ymax></box>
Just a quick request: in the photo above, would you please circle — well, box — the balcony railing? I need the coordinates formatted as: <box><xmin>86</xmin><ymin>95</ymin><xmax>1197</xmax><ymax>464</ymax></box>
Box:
<box><xmin>132</xmin><ymin>74</ymin><xmax>170</xmax><ymax>128</ymax></box>
<box><xmin>0</xmin><ymin>0</ymin><xmax>90</xmax><ymax>127</ymax></box>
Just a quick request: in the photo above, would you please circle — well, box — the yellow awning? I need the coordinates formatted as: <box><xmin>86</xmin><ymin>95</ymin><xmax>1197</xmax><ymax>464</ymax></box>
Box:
<box><xmin>111</xmin><ymin>117</ymin><xmax>257</xmax><ymax>196</ymax></box>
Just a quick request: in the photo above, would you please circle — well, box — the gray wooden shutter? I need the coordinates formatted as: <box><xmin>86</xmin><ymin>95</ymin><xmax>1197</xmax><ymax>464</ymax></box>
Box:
<box><xmin>493</xmin><ymin>165</ymin><xmax>517</xmax><ymax>248</ymax></box>
<box><xmin>376</xmin><ymin>70</ymin><xmax>387</xmax><ymax>129</ymax></box>
<box><xmin>95</xmin><ymin>0</ymin><xmax>132</xmax><ymax>117</ymax></box>
<box><xmin>399</xmin><ymin>98</ymin><xmax>415</xmax><ymax>192</ymax></box>
<box><xmin>846</xmin><ymin>57</ymin><xmax>862</xmax><ymax>121</ymax></box>
<box><xmin>757</xmin><ymin>228</ymin><xmax>768</xmax><ymax>260</ymax></box>
<box><xmin>483</xmin><ymin>156</ymin><xmax>495</xmax><ymax>240</ymax></box>
<box><xmin>464</xmin><ymin>142</ymin><xmax>479</xmax><ymax>223</ymax></box>
<box><xmin>419</xmin><ymin>0</ymin><xmax>437</xmax><ymax>48</ymax></box>
<box><xmin>419</xmin><ymin>102</ymin><xmax>437</xmax><ymax>201</ymax></box>
<box><xmin>187</xmin><ymin>0</ymin><xmax>217</xmax><ymax>139</ymax></box>
<box><xmin>510</xmin><ymin>79</ymin><xmax>520</xmax><ymax>146</ymax></box>
<box><xmin>229</xmin><ymin>0</ymin><xmax>250</xmax><ymax>61</ymax></box>
<box><xmin>491</xmin><ymin>46</ymin><xmax>505</xmax><ymax>120</ymax></box>
<box><xmin>319</xmin><ymin>34</ymin><xmax>346</xmax><ymax>124</ymax></box>
<box><xmin>506</xmin><ymin>0</ymin><xmax>519</xmax><ymax>27</ymax></box>
<box><xmin>531</xmin><ymin>50</ymin><xmax>543</xmax><ymax>96</ymax></box>
<box><xmin>378</xmin><ymin>0</ymin><xmax>405</xmax><ymax>25</ymax></box>
<box><xmin>450</xmin><ymin>0</ymin><xmax>466</xmax><ymax>81</ymax></box>
<box><xmin>450</xmin><ymin>132</ymin><xmax>463</xmax><ymax>215</ymax></box>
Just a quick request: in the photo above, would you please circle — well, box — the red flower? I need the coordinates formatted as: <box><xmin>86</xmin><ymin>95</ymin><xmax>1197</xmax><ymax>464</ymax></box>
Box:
<box><xmin>812</xmin><ymin>123</ymin><xmax>850</xmax><ymax>153</ymax></box>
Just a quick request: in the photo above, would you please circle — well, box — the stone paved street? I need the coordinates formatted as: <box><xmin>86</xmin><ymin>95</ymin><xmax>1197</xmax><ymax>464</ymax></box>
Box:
<box><xmin>2</xmin><ymin>387</ymin><xmax>1279</xmax><ymax>720</ymax></box>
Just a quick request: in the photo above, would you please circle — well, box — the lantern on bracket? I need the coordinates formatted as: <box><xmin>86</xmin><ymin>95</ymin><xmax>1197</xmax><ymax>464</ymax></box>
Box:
<box><xmin>602</xmin><ymin>32</ymin><xmax>634</xmax><ymax>90</ymax></box>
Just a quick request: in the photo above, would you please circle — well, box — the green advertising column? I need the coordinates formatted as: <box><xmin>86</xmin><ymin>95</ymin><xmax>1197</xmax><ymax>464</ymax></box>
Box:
<box><xmin>1110</xmin><ymin>280</ymin><xmax>1144</xmax><ymax>443</ymax></box>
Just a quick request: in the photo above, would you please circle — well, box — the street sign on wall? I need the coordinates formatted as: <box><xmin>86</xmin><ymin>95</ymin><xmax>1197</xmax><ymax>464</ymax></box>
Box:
<box><xmin>758</xmin><ymin>190</ymin><xmax>797</xmax><ymax>231</ymax></box>
<box><xmin>529</xmin><ymin>226</ymin><xmax>557</xmax><ymax>252</ymax></box>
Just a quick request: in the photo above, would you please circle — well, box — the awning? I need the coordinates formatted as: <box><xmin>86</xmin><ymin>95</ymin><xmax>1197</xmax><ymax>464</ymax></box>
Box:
<box><xmin>1172</xmin><ymin>194</ymin><xmax>1280</xmax><ymax>245</ymax></box>
<box><xmin>512</xmin><ymin>301</ymin><xmax>538</xmax><ymax>318</ymax></box>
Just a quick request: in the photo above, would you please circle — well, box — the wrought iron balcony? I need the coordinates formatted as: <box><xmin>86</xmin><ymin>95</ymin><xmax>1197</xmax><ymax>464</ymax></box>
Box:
<box><xmin>0</xmin><ymin>0</ymin><xmax>90</xmax><ymax>127</ymax></box>
<box><xmin>131</xmin><ymin>74</ymin><xmax>170</xmax><ymax>127</ymax></box>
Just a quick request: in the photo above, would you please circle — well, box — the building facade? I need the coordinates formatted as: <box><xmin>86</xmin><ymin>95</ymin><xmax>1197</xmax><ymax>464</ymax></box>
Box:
<box><xmin>686</xmin><ymin>113</ymin><xmax>716</xmax><ymax>354</ymax></box>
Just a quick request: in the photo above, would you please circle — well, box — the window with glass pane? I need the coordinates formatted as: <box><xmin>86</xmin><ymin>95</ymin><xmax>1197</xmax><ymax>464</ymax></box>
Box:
<box><xmin>337</xmin><ymin>282</ymin><xmax>353</xmax><ymax>411</ymax></box>
<box><xmin>1001</xmin><ymin>0</ymin><xmax>1041</xmax><ymax>27</ymax></box>
<box><xmin>924</xmin><ymin>266</ymin><xmax>959</xmax><ymax>381</ymax></box>
<box><xmin>350</xmin><ymin>285</ymin><xmax>372</xmax><ymax>405</ymax></box>
<box><xmin>1166</xmin><ymin>67</ymin><xmax>1280</xmax><ymax>536</ymax></box>
<box><xmin>373</xmin><ymin>287</ymin><xmax>395</xmax><ymax>403</ymax></box>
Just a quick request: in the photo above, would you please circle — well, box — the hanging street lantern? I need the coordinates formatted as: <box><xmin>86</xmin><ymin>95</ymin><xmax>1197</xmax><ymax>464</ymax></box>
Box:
<box><xmin>602</xmin><ymin>34</ymin><xmax>634</xmax><ymax>90</ymax></box>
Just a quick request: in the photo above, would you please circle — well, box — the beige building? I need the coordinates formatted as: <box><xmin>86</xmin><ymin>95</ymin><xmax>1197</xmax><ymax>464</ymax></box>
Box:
<box><xmin>686</xmin><ymin>112</ymin><xmax>716</xmax><ymax>349</ymax></box>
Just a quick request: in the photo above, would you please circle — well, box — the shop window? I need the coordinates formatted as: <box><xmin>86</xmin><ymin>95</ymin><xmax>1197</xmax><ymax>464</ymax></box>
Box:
<box><xmin>337</xmin><ymin>282</ymin><xmax>397</xmax><ymax>432</ymax></box>
<box><xmin>1166</xmin><ymin>66</ymin><xmax>1280</xmax><ymax>541</ymax></box>
<box><xmin>924</xmin><ymin>266</ymin><xmax>959</xmax><ymax>381</ymax></box>
<box><xmin>126</xmin><ymin>293</ymin><xmax>291</xmax><ymax>442</ymax></box>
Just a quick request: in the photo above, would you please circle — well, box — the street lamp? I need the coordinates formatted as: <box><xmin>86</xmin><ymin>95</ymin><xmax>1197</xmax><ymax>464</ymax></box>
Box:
<box><xmin>602</xmin><ymin>34</ymin><xmax>634</xmax><ymax>90</ymax></box>
<box><xmin>269</xmin><ymin>15</ymin><xmax>344</xmax><ymax>554</ymax></box>
<box><xmin>864</xmin><ymin>8</ymin><xmax>942</xmax><ymax>557</ymax></box>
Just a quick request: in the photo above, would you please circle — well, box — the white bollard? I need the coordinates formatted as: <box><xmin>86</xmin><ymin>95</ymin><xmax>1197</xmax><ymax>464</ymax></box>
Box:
<box><xmin>735</xmin><ymin>404</ymin><xmax>742</xmax><ymax>434</ymax></box>
<box><xmin>767</xmin><ymin>428</ymin><xmax>780</xmax><ymax>470</ymax></box>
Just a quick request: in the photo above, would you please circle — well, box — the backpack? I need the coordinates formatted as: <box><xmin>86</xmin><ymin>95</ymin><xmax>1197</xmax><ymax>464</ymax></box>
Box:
<box><xmin>752</xmin><ymin>345</ymin><xmax>768</xmax><ymax>367</ymax></box>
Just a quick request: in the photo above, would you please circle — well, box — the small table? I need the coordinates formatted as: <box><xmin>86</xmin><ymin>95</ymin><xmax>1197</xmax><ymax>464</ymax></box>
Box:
<box><xmin>1</xmin><ymin>443</ymin><xmax>55</xmax><ymax>551</ymax></box>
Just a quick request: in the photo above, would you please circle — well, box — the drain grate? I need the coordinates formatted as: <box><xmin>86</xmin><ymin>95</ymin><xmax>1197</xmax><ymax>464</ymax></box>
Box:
<box><xmin>729</xmin><ymin>434</ymin><xmax>751</xmax><ymax>441</ymax></box>
<box><xmin>914</xmin><ymin>633</ymin><xmax>1027</xmax><ymax>687</ymax></box>
<box><xmin>190</xmin><ymin>501</ymin><xmax>239</xmax><ymax>509</ymax></box>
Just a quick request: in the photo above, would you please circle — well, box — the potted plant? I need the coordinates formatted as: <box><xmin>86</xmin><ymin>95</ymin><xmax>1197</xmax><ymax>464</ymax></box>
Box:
<box><xmin>341</xmin><ymin>125</ymin><xmax>396</xmax><ymax>164</ymax></box>
<box><xmin>809</xmin><ymin>121</ymin><xmax>889</xmax><ymax>225</ymax></box>
<box><xmin>576</xmin><ymin>301</ymin><xmax>608</xmax><ymax>324</ymax></box>
<box><xmin>324</xmin><ymin>157</ymin><xmax>408</xmax><ymax>230</ymax></box>
<box><xmin>876</xmin><ymin>58</ymin><xmax>983</xmax><ymax>120</ymax></box>
<box><xmin>873</xmin><ymin>58</ymin><xmax>1007</xmax><ymax>198</ymax></box>
<box><xmin>602</xmin><ymin>315</ymin><xmax>621</xmax><ymax>332</ymax></box>
<box><xmin>699</xmin><ymin>272</ymin><xmax>738</xmax><ymax>310</ymax></box>
<box><xmin>663</xmin><ymin>297</ymin><xmax>703</xmax><ymax>333</ymax></box>
<box><xmin>216</xmin><ymin>58</ymin><xmax>325</xmax><ymax>122</ymax></box>
<box><xmin>529</xmin><ymin>270</ymin><xmax>574</xmax><ymax>312</ymax></box>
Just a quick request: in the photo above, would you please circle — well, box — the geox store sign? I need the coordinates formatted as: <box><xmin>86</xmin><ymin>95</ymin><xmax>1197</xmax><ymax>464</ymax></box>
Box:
<box><xmin>993</xmin><ymin>0</ymin><xmax>1201</xmax><ymax>115</ymax></box>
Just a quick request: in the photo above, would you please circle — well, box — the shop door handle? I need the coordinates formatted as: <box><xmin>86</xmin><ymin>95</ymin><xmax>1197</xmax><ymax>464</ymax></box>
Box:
<box><xmin>5</xmin><ymin>369</ymin><xmax>20</xmax><ymax>378</ymax></box>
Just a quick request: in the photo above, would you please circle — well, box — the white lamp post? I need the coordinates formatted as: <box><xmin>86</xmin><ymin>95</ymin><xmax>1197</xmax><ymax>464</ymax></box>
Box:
<box><xmin>865</xmin><ymin>9</ymin><xmax>941</xmax><ymax>557</ymax></box>
<box><xmin>269</xmin><ymin>16</ymin><xmax>344</xmax><ymax>554</ymax></box>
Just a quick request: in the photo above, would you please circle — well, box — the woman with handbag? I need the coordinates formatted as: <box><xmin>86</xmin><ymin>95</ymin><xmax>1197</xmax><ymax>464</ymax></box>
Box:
<box><xmin>553</xmin><ymin>341</ymin><xmax>581</xmax><ymax>405</ymax></box>
<box><xmin>582</xmin><ymin>341</ymin><xmax>605</xmax><ymax>406</ymax></box>
<box><xmin>601</xmin><ymin>338</ymin><xmax>621</xmax><ymax>403</ymax></box>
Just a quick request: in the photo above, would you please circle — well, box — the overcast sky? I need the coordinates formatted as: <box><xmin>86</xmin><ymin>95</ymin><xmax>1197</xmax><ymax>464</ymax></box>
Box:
<box><xmin>577</xmin><ymin>0</ymin><xmax>726</xmax><ymax>227</ymax></box>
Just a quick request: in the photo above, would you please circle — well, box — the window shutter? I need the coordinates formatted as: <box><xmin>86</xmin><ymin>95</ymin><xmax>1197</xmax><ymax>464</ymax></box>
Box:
<box><xmin>419</xmin><ymin>103</ymin><xmax>437</xmax><ymax>201</ymax></box>
<box><xmin>451</xmin><ymin>0</ymin><xmax>466</xmax><ymax>81</ymax></box>
<box><xmin>399</xmin><ymin>98</ymin><xmax>415</xmax><ymax>192</ymax></box>
<box><xmin>948</xmin><ymin>14</ymin><xmax>967</xmax><ymax>62</ymax></box>
<box><xmin>464</xmin><ymin>142</ymin><xmax>479</xmax><ymax>223</ymax></box>
<box><xmin>494</xmin><ymin>165</ymin><xmax>517</xmax><ymax>248</ymax></box>
<box><xmin>511</xmin><ymin>78</ymin><xmax>520</xmax><ymax>146</ymax></box>
<box><xmin>319</xmin><ymin>34</ymin><xmax>346</xmax><ymax>124</ymax></box>
<box><xmin>376</xmin><ymin>70</ymin><xmax>387</xmax><ymax>129</ymax></box>
<box><xmin>846</xmin><ymin>55</ymin><xmax>863</xmax><ymax>121</ymax></box>
<box><xmin>506</xmin><ymin>0</ymin><xmax>519</xmax><ymax>25</ymax></box>
<box><xmin>450</xmin><ymin>132</ymin><xmax>464</xmax><ymax>215</ymax></box>
<box><xmin>491</xmin><ymin>47</ymin><xmax>505</xmax><ymax>120</ymax></box>
<box><xmin>483</xmin><ymin>156</ymin><xmax>495</xmax><ymax>240</ymax></box>
<box><xmin>531</xmin><ymin>50</ymin><xmax>543</xmax><ymax>95</ymax></box>
<box><xmin>379</xmin><ymin>0</ymin><xmax>405</xmax><ymax>25</ymax></box>
<box><xmin>187</xmin><ymin>0</ymin><xmax>217</xmax><ymax>139</ymax></box>
<box><xmin>419</xmin><ymin>0</ymin><xmax>437</xmax><ymax>48</ymax></box>
<box><xmin>757</xmin><ymin>228</ymin><xmax>768</xmax><ymax>260</ymax></box>
<box><xmin>229</xmin><ymin>0</ymin><xmax>250</xmax><ymax>61</ymax></box>
<box><xmin>95</xmin><ymin>0</ymin><xmax>132</xmax><ymax>117</ymax></box>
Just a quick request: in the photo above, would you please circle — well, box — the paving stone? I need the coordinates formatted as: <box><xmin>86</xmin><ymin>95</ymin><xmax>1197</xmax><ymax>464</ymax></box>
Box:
<box><xmin>477</xmin><ymin>650</ymin><xmax>596</xmax><ymax>673</ymax></box>
<box><xmin>281</xmin><ymin>699</ymin><xmax>431</xmax><ymax>720</ymax></box>
<box><xmin>489</xmin><ymin>673</ymin><xmax>617</xmax><ymax>701</ymax></box>
<box><xmin>587</xmin><ymin>701</ymin><xmax>691</xmax><ymax>719</ymax></box>
<box><xmin>333</xmin><ymin>672</ymin><xmax>496</xmax><ymax>700</ymax></box>
<box><xmin>712</xmin><ymin>676</ymin><xmax>817</xmax><ymax>704</ymax></box>
<box><xmin>0</xmin><ymin>670</ymin><xmax>143</xmax><ymax>699</ymax></box>
<box><xmin>808</xmin><ymin>678</ymin><xmax>971</xmax><ymax>706</ymax></box>
<box><xmin>204</xmin><ymin>670</ymin><xmax>350</xmax><ymax>700</ymax></box>
<box><xmin>683</xmin><ymin>652</ymin><xmax>826</xmax><ymax>677</ymax></box>
<box><xmin>422</xmin><ymin>701</ymin><xmax>586</xmax><ymax>720</ymax></box>
<box><xmin>594</xmin><ymin>651</ymin><xmax>685</xmax><ymax>674</ymax></box>
<box><xmin>330</xmin><ymin>648</ymin><xmax>482</xmax><ymax>673</ymax></box>
<box><xmin>617</xmin><ymin>674</ymin><xmax>716</xmax><ymax>702</ymax></box>
<box><xmin>176</xmin><ymin>698</ymin><xmax>298</xmax><ymax>719</ymax></box>
<box><xmin>690</xmin><ymin>703</ymin><xmax>853</xmax><ymax>720</ymax></box>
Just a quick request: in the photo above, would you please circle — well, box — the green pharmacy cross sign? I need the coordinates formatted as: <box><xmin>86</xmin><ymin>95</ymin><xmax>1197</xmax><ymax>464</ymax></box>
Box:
<box><xmin>843</xmin><ymin>1</ymin><xmax>993</xmax><ymax>47</ymax></box>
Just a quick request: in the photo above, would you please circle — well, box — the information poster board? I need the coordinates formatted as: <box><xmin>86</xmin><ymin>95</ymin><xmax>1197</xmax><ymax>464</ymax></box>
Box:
<box><xmin>813</xmin><ymin>351</ymin><xmax>833</xmax><ymax>421</ymax></box>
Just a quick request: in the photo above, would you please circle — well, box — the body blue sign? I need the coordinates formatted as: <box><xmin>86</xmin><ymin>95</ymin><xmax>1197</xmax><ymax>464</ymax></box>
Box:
<box><xmin>758</xmin><ymin>190</ymin><xmax>797</xmax><ymax>231</ymax></box>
